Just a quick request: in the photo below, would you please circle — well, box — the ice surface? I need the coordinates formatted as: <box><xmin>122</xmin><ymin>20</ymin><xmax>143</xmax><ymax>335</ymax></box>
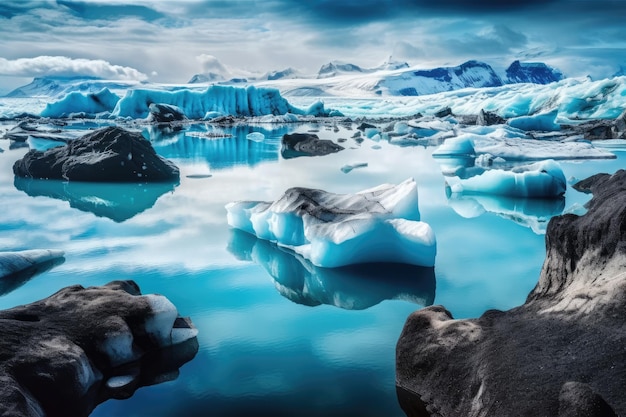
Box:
<box><xmin>99</xmin><ymin>322</ymin><xmax>137</xmax><ymax>366</ymax></box>
<box><xmin>442</xmin><ymin>159</ymin><xmax>567</xmax><ymax>198</ymax></box>
<box><xmin>40</xmin><ymin>88</ymin><xmax>120</xmax><ymax>118</ymax></box>
<box><xmin>143</xmin><ymin>294</ymin><xmax>179</xmax><ymax>346</ymax></box>
<box><xmin>508</xmin><ymin>109</ymin><xmax>560</xmax><ymax>131</ymax></box>
<box><xmin>106</xmin><ymin>375</ymin><xmax>136</xmax><ymax>389</ymax></box>
<box><xmin>246</xmin><ymin>132</ymin><xmax>265</xmax><ymax>142</ymax></box>
<box><xmin>226</xmin><ymin>178</ymin><xmax>436</xmax><ymax>268</ymax></box>
<box><xmin>433</xmin><ymin>131</ymin><xmax>615</xmax><ymax>161</ymax></box>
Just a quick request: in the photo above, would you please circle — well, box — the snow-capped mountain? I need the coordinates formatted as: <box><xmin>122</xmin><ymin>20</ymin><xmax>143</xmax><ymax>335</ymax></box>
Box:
<box><xmin>266</xmin><ymin>67</ymin><xmax>302</xmax><ymax>81</ymax></box>
<box><xmin>188</xmin><ymin>72</ymin><xmax>226</xmax><ymax>84</ymax></box>
<box><xmin>377</xmin><ymin>60</ymin><xmax>503</xmax><ymax>96</ymax></box>
<box><xmin>505</xmin><ymin>60</ymin><xmax>564</xmax><ymax>84</ymax></box>
<box><xmin>4</xmin><ymin>76</ymin><xmax>143</xmax><ymax>98</ymax></box>
<box><xmin>317</xmin><ymin>61</ymin><xmax>365</xmax><ymax>79</ymax></box>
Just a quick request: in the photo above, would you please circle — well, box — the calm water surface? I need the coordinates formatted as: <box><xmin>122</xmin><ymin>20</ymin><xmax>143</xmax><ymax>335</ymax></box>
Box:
<box><xmin>0</xmin><ymin>120</ymin><xmax>623</xmax><ymax>416</ymax></box>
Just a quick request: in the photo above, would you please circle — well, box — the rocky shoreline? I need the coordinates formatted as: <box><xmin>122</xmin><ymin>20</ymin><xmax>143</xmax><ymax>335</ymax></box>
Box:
<box><xmin>0</xmin><ymin>281</ymin><xmax>198</xmax><ymax>417</ymax></box>
<box><xmin>396</xmin><ymin>169</ymin><xmax>626</xmax><ymax>417</ymax></box>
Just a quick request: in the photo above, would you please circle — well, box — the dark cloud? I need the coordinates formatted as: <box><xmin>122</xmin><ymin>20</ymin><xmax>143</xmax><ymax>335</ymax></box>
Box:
<box><xmin>57</xmin><ymin>1</ymin><xmax>166</xmax><ymax>22</ymax></box>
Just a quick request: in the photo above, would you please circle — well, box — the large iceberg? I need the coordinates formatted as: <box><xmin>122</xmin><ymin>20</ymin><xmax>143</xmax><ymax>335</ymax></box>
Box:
<box><xmin>226</xmin><ymin>178</ymin><xmax>436</xmax><ymax>268</ymax></box>
<box><xmin>40</xmin><ymin>88</ymin><xmax>120</xmax><ymax>118</ymax></box>
<box><xmin>112</xmin><ymin>85</ymin><xmax>319</xmax><ymax>119</ymax></box>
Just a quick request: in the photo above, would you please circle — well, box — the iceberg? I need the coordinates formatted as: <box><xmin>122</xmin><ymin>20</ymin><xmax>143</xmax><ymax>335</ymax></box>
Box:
<box><xmin>441</xmin><ymin>159</ymin><xmax>567</xmax><ymax>198</ymax></box>
<box><xmin>226</xmin><ymin>178</ymin><xmax>436</xmax><ymax>268</ymax></box>
<box><xmin>433</xmin><ymin>132</ymin><xmax>615</xmax><ymax>161</ymax></box>
<box><xmin>40</xmin><ymin>88</ymin><xmax>120</xmax><ymax>118</ymax></box>
<box><xmin>111</xmin><ymin>85</ymin><xmax>323</xmax><ymax>119</ymax></box>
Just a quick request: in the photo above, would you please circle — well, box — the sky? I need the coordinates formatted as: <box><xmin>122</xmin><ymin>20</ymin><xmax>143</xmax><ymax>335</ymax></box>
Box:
<box><xmin>0</xmin><ymin>0</ymin><xmax>625</xmax><ymax>94</ymax></box>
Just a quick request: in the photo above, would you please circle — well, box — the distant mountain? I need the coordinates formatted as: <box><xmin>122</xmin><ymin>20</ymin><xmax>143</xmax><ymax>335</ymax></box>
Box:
<box><xmin>505</xmin><ymin>60</ymin><xmax>564</xmax><ymax>84</ymax></box>
<box><xmin>266</xmin><ymin>67</ymin><xmax>301</xmax><ymax>81</ymax></box>
<box><xmin>374</xmin><ymin>57</ymin><xmax>410</xmax><ymax>71</ymax></box>
<box><xmin>317</xmin><ymin>61</ymin><xmax>364</xmax><ymax>79</ymax></box>
<box><xmin>188</xmin><ymin>72</ymin><xmax>226</xmax><ymax>84</ymax></box>
<box><xmin>4</xmin><ymin>76</ymin><xmax>142</xmax><ymax>98</ymax></box>
<box><xmin>377</xmin><ymin>60</ymin><xmax>503</xmax><ymax>96</ymax></box>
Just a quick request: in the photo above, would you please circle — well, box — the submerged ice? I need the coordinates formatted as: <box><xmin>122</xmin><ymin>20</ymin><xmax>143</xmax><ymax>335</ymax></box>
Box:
<box><xmin>226</xmin><ymin>178</ymin><xmax>436</xmax><ymax>268</ymax></box>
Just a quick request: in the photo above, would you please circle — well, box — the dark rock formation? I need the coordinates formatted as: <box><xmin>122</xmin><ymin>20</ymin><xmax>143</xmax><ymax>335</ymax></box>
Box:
<box><xmin>13</xmin><ymin>126</ymin><xmax>180</xmax><ymax>182</ymax></box>
<box><xmin>476</xmin><ymin>109</ymin><xmax>506</xmax><ymax>126</ymax></box>
<box><xmin>281</xmin><ymin>133</ymin><xmax>344</xmax><ymax>159</ymax></box>
<box><xmin>0</xmin><ymin>280</ymin><xmax>198</xmax><ymax>417</ymax></box>
<box><xmin>434</xmin><ymin>107</ymin><xmax>452</xmax><ymax>118</ymax></box>
<box><xmin>396</xmin><ymin>169</ymin><xmax>626</xmax><ymax>417</ymax></box>
<box><xmin>562</xmin><ymin>109</ymin><xmax>626</xmax><ymax>140</ymax></box>
<box><xmin>147</xmin><ymin>103</ymin><xmax>187</xmax><ymax>123</ymax></box>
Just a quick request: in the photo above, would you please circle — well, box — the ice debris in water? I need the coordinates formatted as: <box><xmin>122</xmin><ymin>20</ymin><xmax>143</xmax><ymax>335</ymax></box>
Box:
<box><xmin>226</xmin><ymin>178</ymin><xmax>436</xmax><ymax>268</ymax></box>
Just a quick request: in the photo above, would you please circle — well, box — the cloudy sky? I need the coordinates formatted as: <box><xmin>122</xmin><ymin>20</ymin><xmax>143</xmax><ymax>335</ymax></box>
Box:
<box><xmin>0</xmin><ymin>0</ymin><xmax>625</xmax><ymax>94</ymax></box>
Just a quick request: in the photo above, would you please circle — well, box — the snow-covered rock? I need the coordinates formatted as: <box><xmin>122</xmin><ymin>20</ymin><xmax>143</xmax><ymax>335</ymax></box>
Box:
<box><xmin>378</xmin><ymin>60</ymin><xmax>503</xmax><ymax>96</ymax></box>
<box><xmin>505</xmin><ymin>60</ymin><xmax>564</xmax><ymax>84</ymax></box>
<box><xmin>317</xmin><ymin>61</ymin><xmax>364</xmax><ymax>78</ymax></box>
<box><xmin>226</xmin><ymin>178</ymin><xmax>436</xmax><ymax>268</ymax></box>
<box><xmin>0</xmin><ymin>280</ymin><xmax>198</xmax><ymax>417</ymax></box>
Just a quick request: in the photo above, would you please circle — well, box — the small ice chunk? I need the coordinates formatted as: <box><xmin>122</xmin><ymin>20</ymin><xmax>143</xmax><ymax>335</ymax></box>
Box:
<box><xmin>106</xmin><ymin>375</ymin><xmax>136</xmax><ymax>389</ymax></box>
<box><xmin>246</xmin><ymin>132</ymin><xmax>265</xmax><ymax>142</ymax></box>
<box><xmin>143</xmin><ymin>294</ymin><xmax>178</xmax><ymax>346</ymax></box>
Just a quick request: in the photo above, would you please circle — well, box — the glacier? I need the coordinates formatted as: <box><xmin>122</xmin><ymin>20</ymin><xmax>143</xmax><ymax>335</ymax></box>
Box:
<box><xmin>225</xmin><ymin>178</ymin><xmax>436</xmax><ymax>268</ymax></box>
<box><xmin>40</xmin><ymin>88</ymin><xmax>120</xmax><ymax>118</ymax></box>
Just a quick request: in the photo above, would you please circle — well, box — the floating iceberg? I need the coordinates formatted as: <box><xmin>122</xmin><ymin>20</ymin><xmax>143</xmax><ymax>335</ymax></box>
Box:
<box><xmin>226</xmin><ymin>178</ymin><xmax>436</xmax><ymax>268</ymax></box>
<box><xmin>442</xmin><ymin>159</ymin><xmax>567</xmax><ymax>198</ymax></box>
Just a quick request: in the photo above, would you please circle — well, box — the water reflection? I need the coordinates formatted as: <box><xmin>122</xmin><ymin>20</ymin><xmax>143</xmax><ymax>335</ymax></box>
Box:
<box><xmin>14</xmin><ymin>177</ymin><xmax>177</xmax><ymax>222</ymax></box>
<box><xmin>146</xmin><ymin>124</ymin><xmax>288</xmax><ymax>169</ymax></box>
<box><xmin>0</xmin><ymin>256</ymin><xmax>65</xmax><ymax>296</ymax></box>
<box><xmin>445</xmin><ymin>187</ymin><xmax>565</xmax><ymax>234</ymax></box>
<box><xmin>227</xmin><ymin>229</ymin><xmax>435</xmax><ymax>310</ymax></box>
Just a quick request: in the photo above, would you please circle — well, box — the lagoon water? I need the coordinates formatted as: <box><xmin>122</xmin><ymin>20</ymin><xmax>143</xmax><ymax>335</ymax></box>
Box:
<box><xmin>0</xmin><ymin>120</ymin><xmax>623</xmax><ymax>416</ymax></box>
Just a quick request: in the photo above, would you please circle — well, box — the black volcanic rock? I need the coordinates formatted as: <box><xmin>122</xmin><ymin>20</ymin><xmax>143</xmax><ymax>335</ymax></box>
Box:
<box><xmin>0</xmin><ymin>280</ymin><xmax>198</xmax><ymax>417</ymax></box>
<box><xmin>281</xmin><ymin>133</ymin><xmax>344</xmax><ymax>159</ymax></box>
<box><xmin>13</xmin><ymin>126</ymin><xmax>180</xmax><ymax>182</ymax></box>
<box><xmin>147</xmin><ymin>103</ymin><xmax>187</xmax><ymax>123</ymax></box>
<box><xmin>396</xmin><ymin>169</ymin><xmax>626</xmax><ymax>417</ymax></box>
<box><xmin>476</xmin><ymin>109</ymin><xmax>506</xmax><ymax>126</ymax></box>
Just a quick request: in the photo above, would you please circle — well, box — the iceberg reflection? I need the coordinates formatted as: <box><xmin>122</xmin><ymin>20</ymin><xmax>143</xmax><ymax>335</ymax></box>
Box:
<box><xmin>147</xmin><ymin>124</ymin><xmax>287</xmax><ymax>169</ymax></box>
<box><xmin>14</xmin><ymin>177</ymin><xmax>177</xmax><ymax>222</ymax></box>
<box><xmin>227</xmin><ymin>229</ymin><xmax>436</xmax><ymax>310</ymax></box>
<box><xmin>446</xmin><ymin>187</ymin><xmax>565</xmax><ymax>234</ymax></box>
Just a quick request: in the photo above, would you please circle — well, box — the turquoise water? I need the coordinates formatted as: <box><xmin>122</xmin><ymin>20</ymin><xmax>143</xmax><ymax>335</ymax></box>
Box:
<box><xmin>0</xmin><ymin>121</ymin><xmax>623</xmax><ymax>416</ymax></box>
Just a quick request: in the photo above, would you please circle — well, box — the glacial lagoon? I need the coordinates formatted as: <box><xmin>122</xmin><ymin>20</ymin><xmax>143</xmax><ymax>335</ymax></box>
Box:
<box><xmin>0</xmin><ymin>121</ymin><xmax>623</xmax><ymax>416</ymax></box>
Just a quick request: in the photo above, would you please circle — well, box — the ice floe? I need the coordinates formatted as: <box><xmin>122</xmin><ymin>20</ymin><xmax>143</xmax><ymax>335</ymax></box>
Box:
<box><xmin>226</xmin><ymin>178</ymin><xmax>436</xmax><ymax>268</ymax></box>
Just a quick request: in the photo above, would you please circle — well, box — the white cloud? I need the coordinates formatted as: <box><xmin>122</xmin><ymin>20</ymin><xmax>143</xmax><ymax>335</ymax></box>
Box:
<box><xmin>0</xmin><ymin>56</ymin><xmax>148</xmax><ymax>80</ymax></box>
<box><xmin>195</xmin><ymin>54</ymin><xmax>230</xmax><ymax>76</ymax></box>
